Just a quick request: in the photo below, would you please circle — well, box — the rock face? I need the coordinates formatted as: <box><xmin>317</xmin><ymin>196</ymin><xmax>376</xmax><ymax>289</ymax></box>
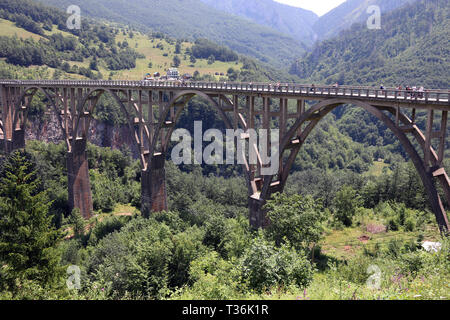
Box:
<box><xmin>25</xmin><ymin>113</ymin><xmax>140</xmax><ymax>157</ymax></box>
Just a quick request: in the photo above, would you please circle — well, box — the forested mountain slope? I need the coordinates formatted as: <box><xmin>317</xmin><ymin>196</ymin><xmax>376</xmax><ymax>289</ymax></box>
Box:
<box><xmin>291</xmin><ymin>0</ymin><xmax>450</xmax><ymax>88</ymax></box>
<box><xmin>35</xmin><ymin>0</ymin><xmax>307</xmax><ymax>68</ymax></box>
<box><xmin>313</xmin><ymin>0</ymin><xmax>417</xmax><ymax>40</ymax></box>
<box><xmin>199</xmin><ymin>0</ymin><xmax>318</xmax><ymax>45</ymax></box>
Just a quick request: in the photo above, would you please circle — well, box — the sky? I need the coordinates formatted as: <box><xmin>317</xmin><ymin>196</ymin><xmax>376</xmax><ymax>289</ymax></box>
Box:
<box><xmin>274</xmin><ymin>0</ymin><xmax>347</xmax><ymax>16</ymax></box>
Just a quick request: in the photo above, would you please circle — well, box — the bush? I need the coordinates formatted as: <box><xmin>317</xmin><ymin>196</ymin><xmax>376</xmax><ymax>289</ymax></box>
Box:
<box><xmin>176</xmin><ymin>251</ymin><xmax>242</xmax><ymax>300</ymax></box>
<box><xmin>333</xmin><ymin>186</ymin><xmax>362</xmax><ymax>227</ymax></box>
<box><xmin>88</xmin><ymin>215</ymin><xmax>130</xmax><ymax>245</ymax></box>
<box><xmin>264</xmin><ymin>193</ymin><xmax>326</xmax><ymax>251</ymax></box>
<box><xmin>240</xmin><ymin>234</ymin><xmax>314</xmax><ymax>293</ymax></box>
<box><xmin>86</xmin><ymin>218</ymin><xmax>174</xmax><ymax>299</ymax></box>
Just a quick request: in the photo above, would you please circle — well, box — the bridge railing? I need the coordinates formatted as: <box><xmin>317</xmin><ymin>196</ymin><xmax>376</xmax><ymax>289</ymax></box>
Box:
<box><xmin>1</xmin><ymin>79</ymin><xmax>448</xmax><ymax>104</ymax></box>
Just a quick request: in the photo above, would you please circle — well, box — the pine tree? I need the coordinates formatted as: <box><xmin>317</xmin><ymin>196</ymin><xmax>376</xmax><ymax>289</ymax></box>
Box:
<box><xmin>0</xmin><ymin>151</ymin><xmax>62</xmax><ymax>294</ymax></box>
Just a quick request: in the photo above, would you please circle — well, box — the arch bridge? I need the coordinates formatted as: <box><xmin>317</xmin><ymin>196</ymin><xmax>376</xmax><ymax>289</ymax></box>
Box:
<box><xmin>0</xmin><ymin>80</ymin><xmax>449</xmax><ymax>232</ymax></box>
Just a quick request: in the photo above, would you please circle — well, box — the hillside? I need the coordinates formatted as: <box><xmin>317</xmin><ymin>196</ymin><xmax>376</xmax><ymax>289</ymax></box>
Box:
<box><xmin>199</xmin><ymin>0</ymin><xmax>318</xmax><ymax>45</ymax></box>
<box><xmin>313</xmin><ymin>0</ymin><xmax>417</xmax><ymax>40</ymax></box>
<box><xmin>291</xmin><ymin>0</ymin><xmax>450</xmax><ymax>89</ymax></box>
<box><xmin>0</xmin><ymin>0</ymin><xmax>303</xmax><ymax>84</ymax></box>
<box><xmin>35</xmin><ymin>0</ymin><xmax>307</xmax><ymax>68</ymax></box>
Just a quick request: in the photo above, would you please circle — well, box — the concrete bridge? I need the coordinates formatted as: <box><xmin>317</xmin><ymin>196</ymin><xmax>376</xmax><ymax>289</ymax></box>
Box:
<box><xmin>1</xmin><ymin>80</ymin><xmax>449</xmax><ymax>231</ymax></box>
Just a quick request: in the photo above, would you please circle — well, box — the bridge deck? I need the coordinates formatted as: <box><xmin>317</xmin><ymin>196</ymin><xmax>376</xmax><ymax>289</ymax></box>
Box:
<box><xmin>1</xmin><ymin>80</ymin><xmax>449</xmax><ymax>109</ymax></box>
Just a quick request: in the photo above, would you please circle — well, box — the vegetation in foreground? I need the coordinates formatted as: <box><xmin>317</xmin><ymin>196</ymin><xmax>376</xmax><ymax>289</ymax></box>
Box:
<box><xmin>0</xmin><ymin>145</ymin><xmax>448</xmax><ymax>300</ymax></box>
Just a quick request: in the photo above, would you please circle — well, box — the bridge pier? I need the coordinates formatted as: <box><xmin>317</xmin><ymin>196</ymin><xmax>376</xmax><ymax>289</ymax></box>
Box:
<box><xmin>141</xmin><ymin>153</ymin><xmax>168</xmax><ymax>218</ymax></box>
<box><xmin>12</xmin><ymin>129</ymin><xmax>25</xmax><ymax>150</ymax></box>
<box><xmin>249</xmin><ymin>196</ymin><xmax>270</xmax><ymax>229</ymax></box>
<box><xmin>67</xmin><ymin>138</ymin><xmax>93</xmax><ymax>219</ymax></box>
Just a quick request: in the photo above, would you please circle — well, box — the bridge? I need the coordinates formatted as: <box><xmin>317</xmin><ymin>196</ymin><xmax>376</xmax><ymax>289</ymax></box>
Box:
<box><xmin>1</xmin><ymin>80</ymin><xmax>449</xmax><ymax>232</ymax></box>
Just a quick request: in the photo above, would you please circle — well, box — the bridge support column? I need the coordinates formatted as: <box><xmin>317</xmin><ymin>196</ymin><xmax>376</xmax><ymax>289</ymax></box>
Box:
<box><xmin>12</xmin><ymin>129</ymin><xmax>25</xmax><ymax>150</ymax></box>
<box><xmin>141</xmin><ymin>153</ymin><xmax>167</xmax><ymax>218</ymax></box>
<box><xmin>249</xmin><ymin>196</ymin><xmax>270</xmax><ymax>229</ymax></box>
<box><xmin>67</xmin><ymin>138</ymin><xmax>93</xmax><ymax>219</ymax></box>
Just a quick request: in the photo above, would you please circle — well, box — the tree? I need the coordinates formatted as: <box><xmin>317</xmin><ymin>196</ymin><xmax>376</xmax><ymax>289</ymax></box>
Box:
<box><xmin>0</xmin><ymin>151</ymin><xmax>62</xmax><ymax>294</ymax></box>
<box><xmin>207</xmin><ymin>55</ymin><xmax>215</xmax><ymax>65</ymax></box>
<box><xmin>175</xmin><ymin>41</ymin><xmax>181</xmax><ymax>54</ymax></box>
<box><xmin>173</xmin><ymin>55</ymin><xmax>181</xmax><ymax>67</ymax></box>
<box><xmin>68</xmin><ymin>208</ymin><xmax>86</xmax><ymax>239</ymax></box>
<box><xmin>240</xmin><ymin>233</ymin><xmax>314</xmax><ymax>292</ymax></box>
<box><xmin>264</xmin><ymin>193</ymin><xmax>326</xmax><ymax>252</ymax></box>
<box><xmin>89</xmin><ymin>59</ymin><xmax>98</xmax><ymax>71</ymax></box>
<box><xmin>333</xmin><ymin>186</ymin><xmax>362</xmax><ymax>227</ymax></box>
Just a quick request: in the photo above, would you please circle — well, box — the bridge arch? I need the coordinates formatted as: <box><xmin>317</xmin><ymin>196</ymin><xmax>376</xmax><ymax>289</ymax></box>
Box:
<box><xmin>152</xmin><ymin>90</ymin><xmax>256</xmax><ymax>194</ymax></box>
<box><xmin>267</xmin><ymin>98</ymin><xmax>449</xmax><ymax>232</ymax></box>
<box><xmin>7</xmin><ymin>86</ymin><xmax>68</xmax><ymax>150</ymax></box>
<box><xmin>2</xmin><ymin>81</ymin><xmax>448</xmax><ymax>231</ymax></box>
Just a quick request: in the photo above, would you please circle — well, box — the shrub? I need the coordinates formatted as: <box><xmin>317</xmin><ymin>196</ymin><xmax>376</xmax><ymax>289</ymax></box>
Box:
<box><xmin>88</xmin><ymin>215</ymin><xmax>130</xmax><ymax>245</ymax></box>
<box><xmin>240</xmin><ymin>234</ymin><xmax>314</xmax><ymax>293</ymax></box>
<box><xmin>86</xmin><ymin>218</ymin><xmax>174</xmax><ymax>299</ymax></box>
<box><xmin>264</xmin><ymin>193</ymin><xmax>326</xmax><ymax>251</ymax></box>
<box><xmin>333</xmin><ymin>186</ymin><xmax>362</xmax><ymax>227</ymax></box>
<box><xmin>171</xmin><ymin>251</ymin><xmax>242</xmax><ymax>300</ymax></box>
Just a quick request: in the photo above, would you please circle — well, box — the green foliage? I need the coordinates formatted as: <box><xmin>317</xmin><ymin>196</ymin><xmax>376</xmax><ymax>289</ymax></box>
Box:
<box><xmin>88</xmin><ymin>215</ymin><xmax>130</xmax><ymax>246</ymax></box>
<box><xmin>291</xmin><ymin>0</ymin><xmax>450</xmax><ymax>88</ymax></box>
<box><xmin>172</xmin><ymin>55</ymin><xmax>180</xmax><ymax>67</ymax></box>
<box><xmin>168</xmin><ymin>225</ymin><xmax>208</xmax><ymax>288</ymax></box>
<box><xmin>240</xmin><ymin>233</ymin><xmax>314</xmax><ymax>293</ymax></box>
<box><xmin>375</xmin><ymin>202</ymin><xmax>431</xmax><ymax>232</ymax></box>
<box><xmin>0</xmin><ymin>0</ymin><xmax>143</xmax><ymax>74</ymax></box>
<box><xmin>178</xmin><ymin>251</ymin><xmax>243</xmax><ymax>300</ymax></box>
<box><xmin>264</xmin><ymin>193</ymin><xmax>326</xmax><ymax>251</ymax></box>
<box><xmin>68</xmin><ymin>208</ymin><xmax>86</xmax><ymax>238</ymax></box>
<box><xmin>333</xmin><ymin>186</ymin><xmax>362</xmax><ymax>227</ymax></box>
<box><xmin>0</xmin><ymin>151</ymin><xmax>63</xmax><ymax>295</ymax></box>
<box><xmin>86</xmin><ymin>217</ymin><xmax>174</xmax><ymax>299</ymax></box>
<box><xmin>38</xmin><ymin>0</ymin><xmax>306</xmax><ymax>67</ymax></box>
<box><xmin>191</xmin><ymin>38</ymin><xmax>238</xmax><ymax>62</ymax></box>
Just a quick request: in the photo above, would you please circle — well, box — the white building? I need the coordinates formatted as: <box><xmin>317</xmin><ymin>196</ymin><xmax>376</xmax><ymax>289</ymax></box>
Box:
<box><xmin>167</xmin><ymin>68</ymin><xmax>179</xmax><ymax>80</ymax></box>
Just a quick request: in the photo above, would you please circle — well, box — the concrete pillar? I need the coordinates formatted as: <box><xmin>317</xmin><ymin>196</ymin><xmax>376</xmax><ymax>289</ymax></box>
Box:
<box><xmin>141</xmin><ymin>153</ymin><xmax>167</xmax><ymax>218</ymax></box>
<box><xmin>67</xmin><ymin>138</ymin><xmax>93</xmax><ymax>219</ymax></box>
<box><xmin>12</xmin><ymin>129</ymin><xmax>25</xmax><ymax>150</ymax></box>
<box><xmin>249</xmin><ymin>196</ymin><xmax>270</xmax><ymax>229</ymax></box>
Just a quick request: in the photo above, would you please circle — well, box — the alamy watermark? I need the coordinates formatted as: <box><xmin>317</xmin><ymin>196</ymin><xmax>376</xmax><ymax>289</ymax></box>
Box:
<box><xmin>66</xmin><ymin>5</ymin><xmax>81</xmax><ymax>30</ymax></box>
<box><xmin>171</xmin><ymin>121</ymin><xmax>280</xmax><ymax>175</ymax></box>
<box><xmin>66</xmin><ymin>265</ymin><xmax>81</xmax><ymax>290</ymax></box>
<box><xmin>367</xmin><ymin>5</ymin><xmax>381</xmax><ymax>30</ymax></box>
<box><xmin>366</xmin><ymin>264</ymin><xmax>382</xmax><ymax>289</ymax></box>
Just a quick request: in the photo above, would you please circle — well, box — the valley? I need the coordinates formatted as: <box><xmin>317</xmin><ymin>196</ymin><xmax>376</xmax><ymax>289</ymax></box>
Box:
<box><xmin>0</xmin><ymin>0</ymin><xmax>448</xmax><ymax>304</ymax></box>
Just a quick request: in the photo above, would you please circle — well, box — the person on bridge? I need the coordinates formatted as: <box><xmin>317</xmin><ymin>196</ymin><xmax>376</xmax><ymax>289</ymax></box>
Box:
<box><xmin>418</xmin><ymin>86</ymin><xmax>424</xmax><ymax>98</ymax></box>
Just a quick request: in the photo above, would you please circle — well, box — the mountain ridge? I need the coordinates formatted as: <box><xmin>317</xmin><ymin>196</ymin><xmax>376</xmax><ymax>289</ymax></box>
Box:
<box><xmin>199</xmin><ymin>0</ymin><xmax>319</xmax><ymax>45</ymax></box>
<box><xmin>291</xmin><ymin>0</ymin><xmax>449</xmax><ymax>89</ymax></box>
<box><xmin>313</xmin><ymin>0</ymin><xmax>418</xmax><ymax>40</ymax></box>
<box><xmin>35</xmin><ymin>0</ymin><xmax>307</xmax><ymax>69</ymax></box>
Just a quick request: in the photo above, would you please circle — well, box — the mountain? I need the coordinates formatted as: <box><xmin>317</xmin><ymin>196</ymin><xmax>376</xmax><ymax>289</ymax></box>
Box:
<box><xmin>199</xmin><ymin>0</ymin><xmax>318</xmax><ymax>45</ymax></box>
<box><xmin>291</xmin><ymin>0</ymin><xmax>450</xmax><ymax>88</ymax></box>
<box><xmin>313</xmin><ymin>0</ymin><xmax>417</xmax><ymax>40</ymax></box>
<box><xmin>34</xmin><ymin>0</ymin><xmax>307</xmax><ymax>69</ymax></box>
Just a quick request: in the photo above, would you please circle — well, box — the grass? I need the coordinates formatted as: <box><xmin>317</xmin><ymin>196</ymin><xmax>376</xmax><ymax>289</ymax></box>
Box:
<box><xmin>0</xmin><ymin>18</ymin><xmax>244</xmax><ymax>81</ymax></box>
<box><xmin>365</xmin><ymin>160</ymin><xmax>391</xmax><ymax>177</ymax></box>
<box><xmin>0</xmin><ymin>18</ymin><xmax>44</xmax><ymax>41</ymax></box>
<box><xmin>319</xmin><ymin>224</ymin><xmax>440</xmax><ymax>261</ymax></box>
<box><xmin>112</xmin><ymin>32</ymin><xmax>243</xmax><ymax>80</ymax></box>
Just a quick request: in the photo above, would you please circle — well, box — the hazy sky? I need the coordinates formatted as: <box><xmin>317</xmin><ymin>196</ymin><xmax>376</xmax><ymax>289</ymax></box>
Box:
<box><xmin>274</xmin><ymin>0</ymin><xmax>347</xmax><ymax>16</ymax></box>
